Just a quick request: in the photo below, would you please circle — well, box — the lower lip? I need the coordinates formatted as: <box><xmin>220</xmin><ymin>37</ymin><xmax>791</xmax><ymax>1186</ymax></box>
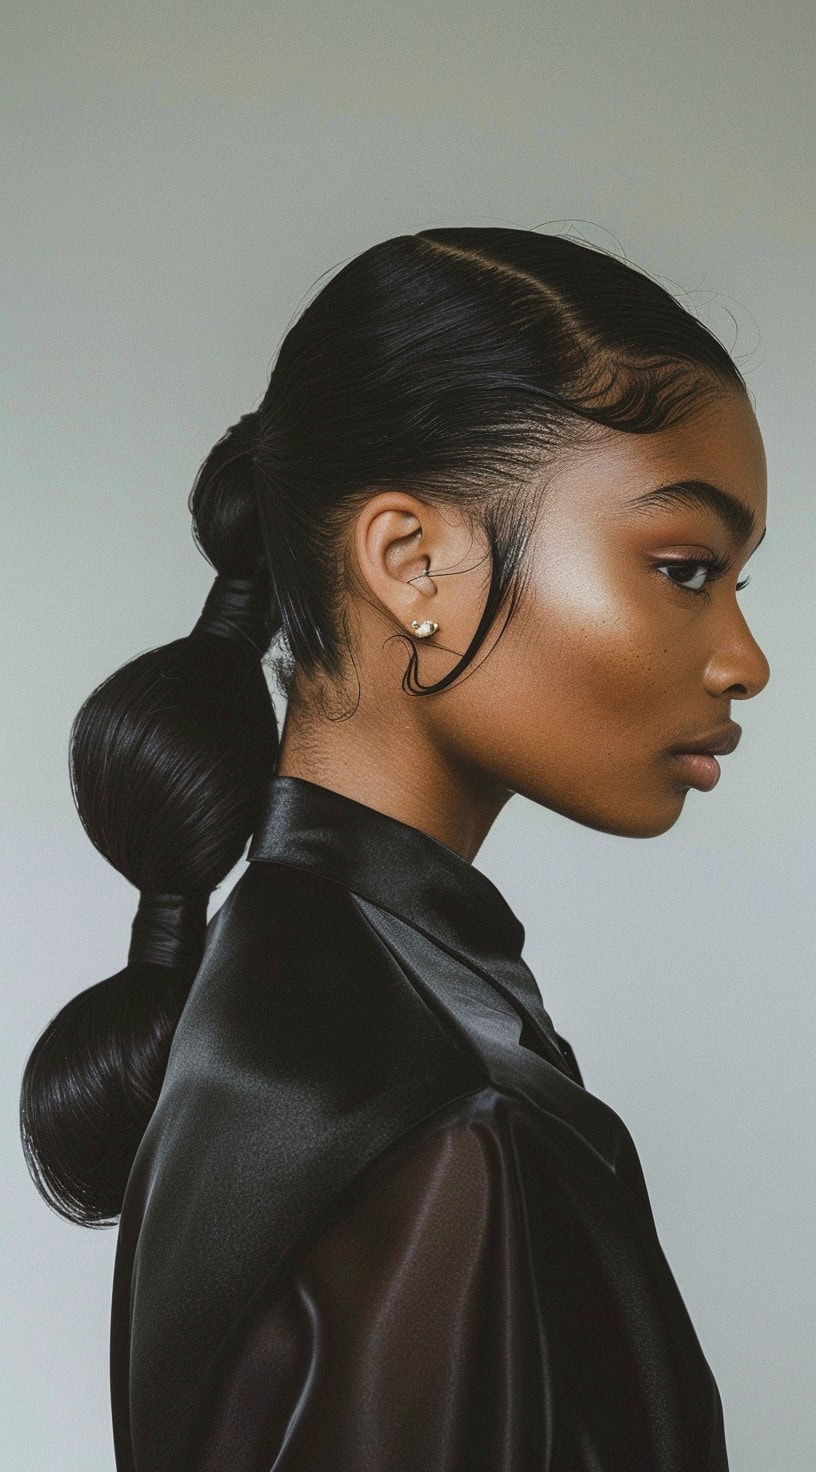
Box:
<box><xmin>667</xmin><ymin>752</ymin><xmax>722</xmax><ymax>790</ymax></box>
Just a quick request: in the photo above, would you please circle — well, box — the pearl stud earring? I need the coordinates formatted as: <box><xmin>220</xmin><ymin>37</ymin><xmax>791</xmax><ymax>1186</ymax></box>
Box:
<box><xmin>410</xmin><ymin>619</ymin><xmax>438</xmax><ymax>638</ymax></box>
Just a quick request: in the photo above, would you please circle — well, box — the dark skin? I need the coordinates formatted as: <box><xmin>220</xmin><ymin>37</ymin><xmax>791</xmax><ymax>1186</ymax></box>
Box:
<box><xmin>276</xmin><ymin>387</ymin><xmax>770</xmax><ymax>860</ymax></box>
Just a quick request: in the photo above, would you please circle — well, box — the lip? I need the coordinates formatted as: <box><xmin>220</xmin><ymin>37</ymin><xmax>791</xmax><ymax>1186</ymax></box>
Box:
<box><xmin>667</xmin><ymin>722</ymin><xmax>742</xmax><ymax>757</ymax></box>
<box><xmin>667</xmin><ymin>752</ymin><xmax>723</xmax><ymax>791</ymax></box>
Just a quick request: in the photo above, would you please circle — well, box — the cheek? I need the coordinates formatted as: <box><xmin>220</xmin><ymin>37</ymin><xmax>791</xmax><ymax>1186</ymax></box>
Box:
<box><xmin>430</xmin><ymin>539</ymin><xmax>684</xmax><ymax>800</ymax></box>
<box><xmin>475</xmin><ymin>553</ymin><xmax>681</xmax><ymax>781</ymax></box>
<box><xmin>520</xmin><ymin>556</ymin><xmax>671</xmax><ymax>717</ymax></box>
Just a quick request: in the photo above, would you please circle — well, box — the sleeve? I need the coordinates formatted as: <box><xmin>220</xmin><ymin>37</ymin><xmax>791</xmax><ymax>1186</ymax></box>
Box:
<box><xmin>186</xmin><ymin>1087</ymin><xmax>729</xmax><ymax>1472</ymax></box>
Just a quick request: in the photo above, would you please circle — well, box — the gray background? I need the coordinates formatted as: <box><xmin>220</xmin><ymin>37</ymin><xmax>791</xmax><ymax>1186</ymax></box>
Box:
<box><xmin>3</xmin><ymin>2</ymin><xmax>814</xmax><ymax>1467</ymax></box>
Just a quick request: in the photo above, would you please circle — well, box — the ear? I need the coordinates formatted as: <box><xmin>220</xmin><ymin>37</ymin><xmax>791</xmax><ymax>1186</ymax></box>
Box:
<box><xmin>351</xmin><ymin>493</ymin><xmax>451</xmax><ymax>632</ymax></box>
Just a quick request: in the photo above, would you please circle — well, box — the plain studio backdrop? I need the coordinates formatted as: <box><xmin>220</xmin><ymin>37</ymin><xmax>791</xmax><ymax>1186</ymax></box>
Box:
<box><xmin>2</xmin><ymin>2</ymin><xmax>814</xmax><ymax>1467</ymax></box>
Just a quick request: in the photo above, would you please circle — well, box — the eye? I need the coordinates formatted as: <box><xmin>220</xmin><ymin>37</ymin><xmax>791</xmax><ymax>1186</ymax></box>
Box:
<box><xmin>655</xmin><ymin>556</ymin><xmax>751</xmax><ymax>601</ymax></box>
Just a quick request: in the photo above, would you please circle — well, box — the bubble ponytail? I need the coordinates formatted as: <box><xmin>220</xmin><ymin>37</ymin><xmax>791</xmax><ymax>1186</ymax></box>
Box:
<box><xmin>20</xmin><ymin>416</ymin><xmax>281</xmax><ymax>1226</ymax></box>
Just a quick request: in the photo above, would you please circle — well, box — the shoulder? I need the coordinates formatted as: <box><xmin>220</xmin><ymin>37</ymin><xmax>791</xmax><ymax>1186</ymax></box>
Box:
<box><xmin>170</xmin><ymin>859</ymin><xmax>485</xmax><ymax>1108</ymax></box>
<box><xmin>133</xmin><ymin>860</ymin><xmax>489</xmax><ymax>1289</ymax></box>
<box><xmin>164</xmin><ymin>859</ymin><xmax>650</xmax><ymax>1218</ymax></box>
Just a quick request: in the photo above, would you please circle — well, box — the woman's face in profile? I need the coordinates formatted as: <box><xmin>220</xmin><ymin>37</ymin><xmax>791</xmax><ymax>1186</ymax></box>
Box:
<box><xmin>425</xmin><ymin>388</ymin><xmax>770</xmax><ymax>840</ymax></box>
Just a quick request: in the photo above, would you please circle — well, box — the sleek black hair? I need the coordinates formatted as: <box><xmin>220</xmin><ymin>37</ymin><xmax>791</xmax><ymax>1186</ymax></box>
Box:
<box><xmin>20</xmin><ymin>226</ymin><xmax>748</xmax><ymax>1227</ymax></box>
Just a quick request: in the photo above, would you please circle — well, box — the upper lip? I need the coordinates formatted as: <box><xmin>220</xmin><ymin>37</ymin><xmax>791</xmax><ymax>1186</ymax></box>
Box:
<box><xmin>669</xmin><ymin>722</ymin><xmax>742</xmax><ymax>757</ymax></box>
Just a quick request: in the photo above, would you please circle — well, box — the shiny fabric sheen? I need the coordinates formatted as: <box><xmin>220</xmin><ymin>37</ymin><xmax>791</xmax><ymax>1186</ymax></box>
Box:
<box><xmin>109</xmin><ymin>775</ymin><xmax>729</xmax><ymax>1471</ymax></box>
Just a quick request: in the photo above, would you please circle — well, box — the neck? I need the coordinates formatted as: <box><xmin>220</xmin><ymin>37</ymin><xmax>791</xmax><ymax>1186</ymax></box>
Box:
<box><xmin>275</xmin><ymin>697</ymin><xmax>512</xmax><ymax>863</ymax></box>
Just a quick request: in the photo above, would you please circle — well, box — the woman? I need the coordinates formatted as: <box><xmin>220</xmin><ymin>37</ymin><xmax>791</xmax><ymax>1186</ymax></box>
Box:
<box><xmin>20</xmin><ymin>227</ymin><xmax>768</xmax><ymax>1471</ymax></box>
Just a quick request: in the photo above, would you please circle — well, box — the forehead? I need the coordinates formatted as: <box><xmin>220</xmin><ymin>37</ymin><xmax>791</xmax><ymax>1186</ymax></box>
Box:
<box><xmin>542</xmin><ymin>391</ymin><xmax>768</xmax><ymax>537</ymax></box>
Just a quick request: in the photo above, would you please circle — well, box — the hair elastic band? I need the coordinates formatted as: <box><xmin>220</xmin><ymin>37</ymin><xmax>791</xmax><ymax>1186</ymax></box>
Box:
<box><xmin>128</xmin><ymin>890</ymin><xmax>209</xmax><ymax>969</ymax></box>
<box><xmin>189</xmin><ymin>573</ymin><xmax>273</xmax><ymax>656</ymax></box>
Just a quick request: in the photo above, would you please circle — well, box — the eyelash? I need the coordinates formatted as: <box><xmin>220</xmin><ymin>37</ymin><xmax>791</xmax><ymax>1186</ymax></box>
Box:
<box><xmin>655</xmin><ymin>555</ymin><xmax>752</xmax><ymax>603</ymax></box>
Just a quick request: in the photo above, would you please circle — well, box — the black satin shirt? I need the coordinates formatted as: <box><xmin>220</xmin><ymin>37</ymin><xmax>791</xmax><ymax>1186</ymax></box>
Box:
<box><xmin>110</xmin><ymin>775</ymin><xmax>729</xmax><ymax>1471</ymax></box>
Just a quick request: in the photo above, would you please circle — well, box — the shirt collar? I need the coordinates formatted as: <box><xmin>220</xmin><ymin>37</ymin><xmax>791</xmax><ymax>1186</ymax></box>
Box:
<box><xmin>246</xmin><ymin>775</ymin><xmax>579</xmax><ymax>1080</ymax></box>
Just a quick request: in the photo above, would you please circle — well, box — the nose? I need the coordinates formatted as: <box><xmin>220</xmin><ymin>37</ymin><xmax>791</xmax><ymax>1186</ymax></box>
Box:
<box><xmin>716</xmin><ymin>622</ymin><xmax>771</xmax><ymax>700</ymax></box>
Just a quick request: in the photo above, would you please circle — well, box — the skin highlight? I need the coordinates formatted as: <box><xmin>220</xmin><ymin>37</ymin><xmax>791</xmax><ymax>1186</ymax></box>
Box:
<box><xmin>275</xmin><ymin>387</ymin><xmax>770</xmax><ymax>860</ymax></box>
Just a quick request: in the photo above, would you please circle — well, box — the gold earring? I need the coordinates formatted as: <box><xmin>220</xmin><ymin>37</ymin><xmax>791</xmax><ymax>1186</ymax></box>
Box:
<box><xmin>410</xmin><ymin>619</ymin><xmax>438</xmax><ymax>638</ymax></box>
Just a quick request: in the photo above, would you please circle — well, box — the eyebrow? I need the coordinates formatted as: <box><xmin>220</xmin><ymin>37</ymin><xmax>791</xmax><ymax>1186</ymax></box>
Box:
<box><xmin>622</xmin><ymin>479</ymin><xmax>767</xmax><ymax>553</ymax></box>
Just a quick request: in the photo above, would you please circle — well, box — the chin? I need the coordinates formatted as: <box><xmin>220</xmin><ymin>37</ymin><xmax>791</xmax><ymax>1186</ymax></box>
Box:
<box><xmin>605</xmin><ymin>795</ymin><xmax>687</xmax><ymax>839</ymax></box>
<box><xmin>617</xmin><ymin>808</ymin><xmax>686</xmax><ymax>839</ymax></box>
<box><xmin>522</xmin><ymin>773</ymin><xmax>688</xmax><ymax>839</ymax></box>
<box><xmin>548</xmin><ymin>791</ymin><xmax>687</xmax><ymax>840</ymax></box>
